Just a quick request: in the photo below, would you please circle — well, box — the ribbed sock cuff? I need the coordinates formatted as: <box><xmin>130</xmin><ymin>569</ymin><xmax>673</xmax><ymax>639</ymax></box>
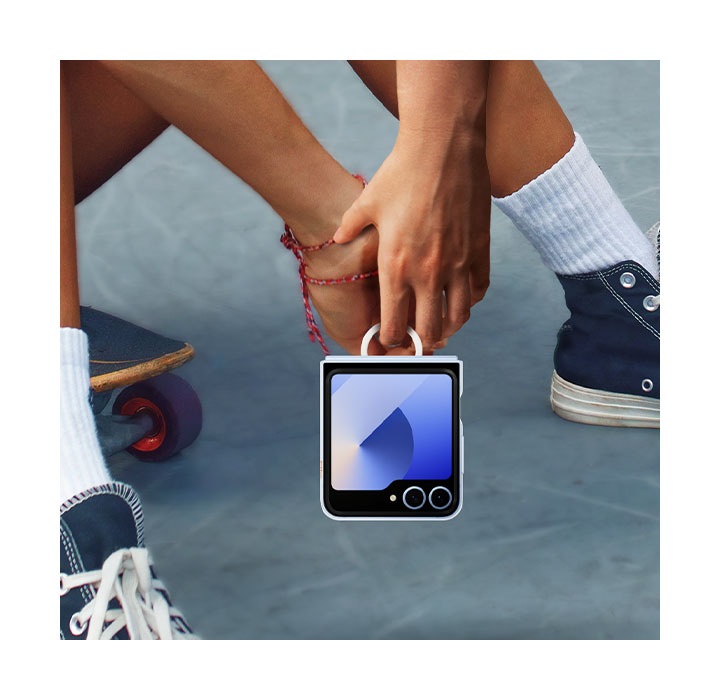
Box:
<box><xmin>493</xmin><ymin>132</ymin><xmax>658</xmax><ymax>278</ymax></box>
<box><xmin>60</xmin><ymin>327</ymin><xmax>113</xmax><ymax>506</ymax></box>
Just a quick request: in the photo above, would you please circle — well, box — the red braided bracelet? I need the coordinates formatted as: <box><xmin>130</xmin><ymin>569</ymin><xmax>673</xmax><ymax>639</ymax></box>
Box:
<box><xmin>280</xmin><ymin>174</ymin><xmax>378</xmax><ymax>354</ymax></box>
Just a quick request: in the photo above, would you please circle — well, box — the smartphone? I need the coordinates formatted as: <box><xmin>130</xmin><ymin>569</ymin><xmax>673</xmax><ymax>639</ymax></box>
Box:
<box><xmin>320</xmin><ymin>355</ymin><xmax>463</xmax><ymax>520</ymax></box>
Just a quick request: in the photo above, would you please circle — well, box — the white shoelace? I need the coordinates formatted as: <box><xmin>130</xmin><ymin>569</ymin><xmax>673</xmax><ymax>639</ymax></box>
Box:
<box><xmin>61</xmin><ymin>547</ymin><xmax>196</xmax><ymax>640</ymax></box>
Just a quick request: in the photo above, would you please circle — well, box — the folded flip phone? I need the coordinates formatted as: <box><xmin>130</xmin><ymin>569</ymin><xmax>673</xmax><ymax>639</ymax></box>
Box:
<box><xmin>320</xmin><ymin>325</ymin><xmax>464</xmax><ymax>521</ymax></box>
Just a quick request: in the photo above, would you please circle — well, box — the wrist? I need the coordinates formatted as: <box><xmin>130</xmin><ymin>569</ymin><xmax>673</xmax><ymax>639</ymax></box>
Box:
<box><xmin>399</xmin><ymin>97</ymin><xmax>486</xmax><ymax>135</ymax></box>
<box><xmin>395</xmin><ymin>121</ymin><xmax>485</xmax><ymax>165</ymax></box>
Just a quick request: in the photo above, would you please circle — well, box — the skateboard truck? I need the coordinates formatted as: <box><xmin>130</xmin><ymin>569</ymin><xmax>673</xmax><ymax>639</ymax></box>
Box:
<box><xmin>82</xmin><ymin>307</ymin><xmax>202</xmax><ymax>463</ymax></box>
<box><xmin>95</xmin><ymin>412</ymin><xmax>156</xmax><ymax>458</ymax></box>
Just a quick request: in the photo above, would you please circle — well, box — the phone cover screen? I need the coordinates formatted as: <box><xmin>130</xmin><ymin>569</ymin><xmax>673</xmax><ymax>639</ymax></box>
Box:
<box><xmin>330</xmin><ymin>372</ymin><xmax>452</xmax><ymax>490</ymax></box>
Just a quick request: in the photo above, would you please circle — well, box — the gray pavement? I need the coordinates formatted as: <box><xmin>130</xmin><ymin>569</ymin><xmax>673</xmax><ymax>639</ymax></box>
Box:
<box><xmin>76</xmin><ymin>60</ymin><xmax>659</xmax><ymax>639</ymax></box>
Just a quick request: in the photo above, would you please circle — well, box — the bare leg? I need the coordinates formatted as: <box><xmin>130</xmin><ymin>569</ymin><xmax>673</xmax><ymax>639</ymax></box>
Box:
<box><xmin>99</xmin><ymin>61</ymin><xmax>366</xmax><ymax>247</ymax></box>
<box><xmin>61</xmin><ymin>61</ymin><xmax>171</xmax><ymax>329</ymax></box>
<box><xmin>485</xmin><ymin>61</ymin><xmax>574</xmax><ymax>197</ymax></box>
<box><xmin>349</xmin><ymin>60</ymin><xmax>575</xmax><ymax>197</ymax></box>
<box><xmin>350</xmin><ymin>61</ymin><xmax>399</xmax><ymax>118</ymax></box>
<box><xmin>99</xmin><ymin>60</ymin><xmax>382</xmax><ymax>352</ymax></box>
<box><xmin>64</xmin><ymin>60</ymin><xmax>382</xmax><ymax>352</ymax></box>
<box><xmin>60</xmin><ymin>65</ymin><xmax>81</xmax><ymax>329</ymax></box>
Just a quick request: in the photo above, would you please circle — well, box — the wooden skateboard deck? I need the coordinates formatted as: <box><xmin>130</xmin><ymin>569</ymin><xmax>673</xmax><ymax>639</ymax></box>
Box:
<box><xmin>81</xmin><ymin>306</ymin><xmax>195</xmax><ymax>393</ymax></box>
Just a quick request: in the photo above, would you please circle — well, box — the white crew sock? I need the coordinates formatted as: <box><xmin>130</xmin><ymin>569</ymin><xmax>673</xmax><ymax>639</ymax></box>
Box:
<box><xmin>492</xmin><ymin>132</ymin><xmax>658</xmax><ymax>279</ymax></box>
<box><xmin>60</xmin><ymin>327</ymin><xmax>113</xmax><ymax>506</ymax></box>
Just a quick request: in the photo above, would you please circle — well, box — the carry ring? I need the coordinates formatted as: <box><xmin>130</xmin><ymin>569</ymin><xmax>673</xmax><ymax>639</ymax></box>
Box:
<box><xmin>360</xmin><ymin>323</ymin><xmax>423</xmax><ymax>357</ymax></box>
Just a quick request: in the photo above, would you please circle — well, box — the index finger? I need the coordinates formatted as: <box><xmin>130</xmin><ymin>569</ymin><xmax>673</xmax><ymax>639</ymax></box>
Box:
<box><xmin>378</xmin><ymin>267</ymin><xmax>411</xmax><ymax>349</ymax></box>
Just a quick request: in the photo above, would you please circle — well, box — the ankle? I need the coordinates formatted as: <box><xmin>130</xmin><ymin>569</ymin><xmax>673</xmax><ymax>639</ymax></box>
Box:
<box><xmin>282</xmin><ymin>173</ymin><xmax>378</xmax><ymax>279</ymax></box>
<box><xmin>492</xmin><ymin>132</ymin><xmax>657</xmax><ymax>277</ymax></box>
<box><xmin>60</xmin><ymin>328</ymin><xmax>113</xmax><ymax>505</ymax></box>
<box><xmin>283</xmin><ymin>172</ymin><xmax>366</xmax><ymax>247</ymax></box>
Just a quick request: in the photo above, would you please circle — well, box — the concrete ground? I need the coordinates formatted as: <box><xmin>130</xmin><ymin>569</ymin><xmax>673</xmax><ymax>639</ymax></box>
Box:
<box><xmin>76</xmin><ymin>60</ymin><xmax>659</xmax><ymax>639</ymax></box>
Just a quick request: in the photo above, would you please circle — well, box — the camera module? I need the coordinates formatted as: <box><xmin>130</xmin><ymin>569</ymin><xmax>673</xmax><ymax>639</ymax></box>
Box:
<box><xmin>402</xmin><ymin>486</ymin><xmax>426</xmax><ymax>510</ymax></box>
<box><xmin>429</xmin><ymin>486</ymin><xmax>452</xmax><ymax>510</ymax></box>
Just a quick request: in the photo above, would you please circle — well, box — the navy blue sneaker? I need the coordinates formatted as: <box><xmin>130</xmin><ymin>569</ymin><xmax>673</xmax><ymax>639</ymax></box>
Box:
<box><xmin>60</xmin><ymin>483</ymin><xmax>196</xmax><ymax>639</ymax></box>
<box><xmin>550</xmin><ymin>224</ymin><xmax>660</xmax><ymax>428</ymax></box>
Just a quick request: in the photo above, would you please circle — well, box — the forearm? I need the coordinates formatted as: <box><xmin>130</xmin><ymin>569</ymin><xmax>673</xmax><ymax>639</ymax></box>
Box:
<box><xmin>395</xmin><ymin>61</ymin><xmax>489</xmax><ymax>153</ymax></box>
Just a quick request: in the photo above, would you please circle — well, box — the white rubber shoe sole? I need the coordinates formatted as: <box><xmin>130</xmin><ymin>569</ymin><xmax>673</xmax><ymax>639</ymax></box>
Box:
<box><xmin>550</xmin><ymin>371</ymin><xmax>659</xmax><ymax>429</ymax></box>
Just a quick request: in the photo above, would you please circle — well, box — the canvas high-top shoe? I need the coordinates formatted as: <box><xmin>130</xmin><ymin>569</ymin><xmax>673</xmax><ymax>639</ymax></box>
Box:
<box><xmin>550</xmin><ymin>224</ymin><xmax>660</xmax><ymax>428</ymax></box>
<box><xmin>60</xmin><ymin>482</ymin><xmax>196</xmax><ymax>639</ymax></box>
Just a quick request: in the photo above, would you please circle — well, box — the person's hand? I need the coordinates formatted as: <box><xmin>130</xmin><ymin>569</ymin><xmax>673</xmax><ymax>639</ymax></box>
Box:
<box><xmin>333</xmin><ymin>131</ymin><xmax>490</xmax><ymax>352</ymax></box>
<box><xmin>302</xmin><ymin>231</ymin><xmax>424</xmax><ymax>356</ymax></box>
<box><xmin>300</xmin><ymin>226</ymin><xmax>384</xmax><ymax>355</ymax></box>
<box><xmin>332</xmin><ymin>61</ymin><xmax>491</xmax><ymax>352</ymax></box>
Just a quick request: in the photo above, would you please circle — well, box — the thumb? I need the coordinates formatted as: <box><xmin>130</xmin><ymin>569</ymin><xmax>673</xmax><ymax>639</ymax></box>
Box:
<box><xmin>333</xmin><ymin>199</ymin><xmax>372</xmax><ymax>244</ymax></box>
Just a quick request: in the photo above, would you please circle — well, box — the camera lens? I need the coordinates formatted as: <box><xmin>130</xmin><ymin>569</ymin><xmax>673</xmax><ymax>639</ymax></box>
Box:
<box><xmin>402</xmin><ymin>486</ymin><xmax>426</xmax><ymax>510</ymax></box>
<box><xmin>429</xmin><ymin>486</ymin><xmax>452</xmax><ymax>510</ymax></box>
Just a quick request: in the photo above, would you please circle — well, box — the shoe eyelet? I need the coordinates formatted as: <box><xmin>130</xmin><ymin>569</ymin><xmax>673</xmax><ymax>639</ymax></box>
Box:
<box><xmin>620</xmin><ymin>272</ymin><xmax>636</xmax><ymax>288</ymax></box>
<box><xmin>69</xmin><ymin>613</ymin><xmax>87</xmax><ymax>636</ymax></box>
<box><xmin>643</xmin><ymin>295</ymin><xmax>659</xmax><ymax>312</ymax></box>
<box><xmin>60</xmin><ymin>573</ymin><xmax>69</xmax><ymax>596</ymax></box>
<box><xmin>641</xmin><ymin>379</ymin><xmax>654</xmax><ymax>392</ymax></box>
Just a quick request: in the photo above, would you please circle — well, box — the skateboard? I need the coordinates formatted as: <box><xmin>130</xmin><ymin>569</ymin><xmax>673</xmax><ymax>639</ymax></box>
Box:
<box><xmin>82</xmin><ymin>306</ymin><xmax>202</xmax><ymax>463</ymax></box>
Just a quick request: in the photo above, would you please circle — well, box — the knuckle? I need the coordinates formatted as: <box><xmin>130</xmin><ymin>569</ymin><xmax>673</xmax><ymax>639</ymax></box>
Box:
<box><xmin>471</xmin><ymin>279</ymin><xmax>490</xmax><ymax>304</ymax></box>
<box><xmin>417</xmin><ymin>264</ymin><xmax>443</xmax><ymax>292</ymax></box>
<box><xmin>381</xmin><ymin>326</ymin><xmax>406</xmax><ymax>346</ymax></box>
<box><xmin>444</xmin><ymin>308</ymin><xmax>470</xmax><ymax>335</ymax></box>
<box><xmin>420</xmin><ymin>326</ymin><xmax>442</xmax><ymax>345</ymax></box>
<box><xmin>424</xmin><ymin>334</ymin><xmax>441</xmax><ymax>348</ymax></box>
<box><xmin>380</xmin><ymin>250</ymin><xmax>409</xmax><ymax>278</ymax></box>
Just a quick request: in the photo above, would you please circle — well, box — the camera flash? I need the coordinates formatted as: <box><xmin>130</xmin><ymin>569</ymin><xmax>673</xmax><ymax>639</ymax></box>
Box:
<box><xmin>389</xmin><ymin>494</ymin><xmax>397</xmax><ymax>502</ymax></box>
